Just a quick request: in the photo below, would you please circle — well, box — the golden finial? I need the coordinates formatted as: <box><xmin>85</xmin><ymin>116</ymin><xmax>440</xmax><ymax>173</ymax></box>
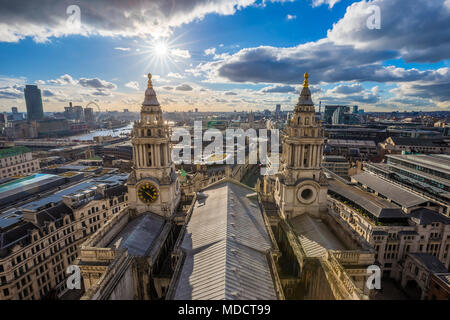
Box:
<box><xmin>147</xmin><ymin>73</ymin><xmax>153</xmax><ymax>88</ymax></box>
<box><xmin>303</xmin><ymin>72</ymin><xmax>309</xmax><ymax>88</ymax></box>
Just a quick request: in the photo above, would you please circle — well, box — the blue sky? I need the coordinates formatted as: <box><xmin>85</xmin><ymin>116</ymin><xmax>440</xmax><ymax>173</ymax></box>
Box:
<box><xmin>0</xmin><ymin>0</ymin><xmax>449</xmax><ymax>112</ymax></box>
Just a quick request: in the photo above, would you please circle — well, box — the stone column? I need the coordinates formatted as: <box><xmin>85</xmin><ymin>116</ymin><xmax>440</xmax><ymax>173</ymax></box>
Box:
<box><xmin>156</xmin><ymin>143</ymin><xmax>161</xmax><ymax>167</ymax></box>
<box><xmin>300</xmin><ymin>145</ymin><xmax>304</xmax><ymax>168</ymax></box>
<box><xmin>167</xmin><ymin>143</ymin><xmax>171</xmax><ymax>164</ymax></box>
<box><xmin>287</xmin><ymin>144</ymin><xmax>294</xmax><ymax>167</ymax></box>
<box><xmin>307</xmin><ymin>145</ymin><xmax>312</xmax><ymax>168</ymax></box>
<box><xmin>313</xmin><ymin>145</ymin><xmax>318</xmax><ymax>167</ymax></box>
<box><xmin>160</xmin><ymin>144</ymin><xmax>163</xmax><ymax>166</ymax></box>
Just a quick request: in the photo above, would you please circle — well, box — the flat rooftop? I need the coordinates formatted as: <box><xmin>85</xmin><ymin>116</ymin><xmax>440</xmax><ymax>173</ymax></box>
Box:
<box><xmin>328</xmin><ymin>178</ymin><xmax>406</xmax><ymax>220</ymax></box>
<box><xmin>0</xmin><ymin>146</ymin><xmax>31</xmax><ymax>159</ymax></box>
<box><xmin>387</xmin><ymin>154</ymin><xmax>450</xmax><ymax>176</ymax></box>
<box><xmin>0</xmin><ymin>173</ymin><xmax>59</xmax><ymax>194</ymax></box>
<box><xmin>352</xmin><ymin>171</ymin><xmax>429</xmax><ymax>208</ymax></box>
<box><xmin>19</xmin><ymin>173</ymin><xmax>128</xmax><ymax>212</ymax></box>
<box><xmin>327</xmin><ymin>139</ymin><xmax>376</xmax><ymax>147</ymax></box>
<box><xmin>0</xmin><ymin>173</ymin><xmax>65</xmax><ymax>209</ymax></box>
<box><xmin>387</xmin><ymin>161</ymin><xmax>450</xmax><ymax>189</ymax></box>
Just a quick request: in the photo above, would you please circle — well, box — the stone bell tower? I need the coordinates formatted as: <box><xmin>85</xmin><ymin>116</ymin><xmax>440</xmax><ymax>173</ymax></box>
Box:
<box><xmin>127</xmin><ymin>73</ymin><xmax>180</xmax><ymax>217</ymax></box>
<box><xmin>273</xmin><ymin>73</ymin><xmax>328</xmax><ymax>219</ymax></box>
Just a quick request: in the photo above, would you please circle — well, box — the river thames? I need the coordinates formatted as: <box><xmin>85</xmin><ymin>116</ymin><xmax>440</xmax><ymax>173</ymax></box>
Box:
<box><xmin>68</xmin><ymin>122</ymin><xmax>133</xmax><ymax>141</ymax></box>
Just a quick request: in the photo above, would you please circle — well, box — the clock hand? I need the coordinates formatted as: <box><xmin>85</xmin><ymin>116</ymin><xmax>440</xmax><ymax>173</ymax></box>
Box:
<box><xmin>145</xmin><ymin>191</ymin><xmax>154</xmax><ymax>198</ymax></box>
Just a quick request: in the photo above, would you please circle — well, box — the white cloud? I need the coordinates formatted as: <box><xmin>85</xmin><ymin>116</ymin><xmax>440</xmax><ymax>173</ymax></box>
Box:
<box><xmin>286</xmin><ymin>14</ymin><xmax>296</xmax><ymax>20</ymax></box>
<box><xmin>327</xmin><ymin>0</ymin><xmax>450</xmax><ymax>62</ymax></box>
<box><xmin>328</xmin><ymin>83</ymin><xmax>364</xmax><ymax>95</ymax></box>
<box><xmin>115</xmin><ymin>47</ymin><xmax>131</xmax><ymax>51</ymax></box>
<box><xmin>167</xmin><ymin>72</ymin><xmax>184</xmax><ymax>79</ymax></box>
<box><xmin>311</xmin><ymin>0</ymin><xmax>341</xmax><ymax>8</ymax></box>
<box><xmin>78</xmin><ymin>78</ymin><xmax>117</xmax><ymax>90</ymax></box>
<box><xmin>170</xmin><ymin>48</ymin><xmax>191</xmax><ymax>59</ymax></box>
<box><xmin>0</xmin><ymin>0</ymin><xmax>281</xmax><ymax>43</ymax></box>
<box><xmin>176</xmin><ymin>84</ymin><xmax>193</xmax><ymax>91</ymax></box>
<box><xmin>0</xmin><ymin>84</ymin><xmax>23</xmax><ymax>99</ymax></box>
<box><xmin>125</xmin><ymin>81</ymin><xmax>140</xmax><ymax>90</ymax></box>
<box><xmin>261</xmin><ymin>84</ymin><xmax>297</xmax><ymax>93</ymax></box>
<box><xmin>48</xmin><ymin>74</ymin><xmax>77</xmax><ymax>85</ymax></box>
<box><xmin>204</xmin><ymin>47</ymin><xmax>216</xmax><ymax>55</ymax></box>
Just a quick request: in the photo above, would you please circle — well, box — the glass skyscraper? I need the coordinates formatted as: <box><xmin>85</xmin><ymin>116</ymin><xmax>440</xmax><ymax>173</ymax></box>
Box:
<box><xmin>24</xmin><ymin>85</ymin><xmax>44</xmax><ymax>120</ymax></box>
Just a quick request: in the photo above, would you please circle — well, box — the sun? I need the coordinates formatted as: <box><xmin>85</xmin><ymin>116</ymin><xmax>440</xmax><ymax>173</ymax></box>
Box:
<box><xmin>153</xmin><ymin>41</ymin><xmax>168</xmax><ymax>57</ymax></box>
<box><xmin>130</xmin><ymin>34</ymin><xmax>195</xmax><ymax>75</ymax></box>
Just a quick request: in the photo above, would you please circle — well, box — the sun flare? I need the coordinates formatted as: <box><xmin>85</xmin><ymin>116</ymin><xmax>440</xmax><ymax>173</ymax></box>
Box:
<box><xmin>153</xmin><ymin>41</ymin><xmax>168</xmax><ymax>57</ymax></box>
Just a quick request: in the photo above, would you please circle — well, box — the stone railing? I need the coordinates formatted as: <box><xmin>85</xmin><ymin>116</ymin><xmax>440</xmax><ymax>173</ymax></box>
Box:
<box><xmin>265</xmin><ymin>250</ymin><xmax>285</xmax><ymax>300</ymax></box>
<box><xmin>81</xmin><ymin>248</ymin><xmax>131</xmax><ymax>300</ymax></box>
<box><xmin>80</xmin><ymin>247</ymin><xmax>117</xmax><ymax>263</ymax></box>
<box><xmin>83</xmin><ymin>207</ymin><xmax>130</xmax><ymax>248</ymax></box>
<box><xmin>321</xmin><ymin>251</ymin><xmax>368</xmax><ymax>300</ymax></box>
<box><xmin>331</xmin><ymin>250</ymin><xmax>374</xmax><ymax>266</ymax></box>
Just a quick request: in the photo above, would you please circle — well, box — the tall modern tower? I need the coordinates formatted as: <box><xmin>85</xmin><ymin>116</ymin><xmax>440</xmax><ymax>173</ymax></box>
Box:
<box><xmin>24</xmin><ymin>85</ymin><xmax>44</xmax><ymax>121</ymax></box>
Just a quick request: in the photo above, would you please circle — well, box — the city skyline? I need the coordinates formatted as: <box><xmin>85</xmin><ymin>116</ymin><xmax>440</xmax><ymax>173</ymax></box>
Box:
<box><xmin>0</xmin><ymin>0</ymin><xmax>450</xmax><ymax>113</ymax></box>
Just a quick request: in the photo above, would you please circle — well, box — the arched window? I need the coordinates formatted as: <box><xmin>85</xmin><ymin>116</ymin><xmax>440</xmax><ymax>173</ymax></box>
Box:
<box><xmin>305</xmin><ymin>117</ymin><xmax>309</xmax><ymax>125</ymax></box>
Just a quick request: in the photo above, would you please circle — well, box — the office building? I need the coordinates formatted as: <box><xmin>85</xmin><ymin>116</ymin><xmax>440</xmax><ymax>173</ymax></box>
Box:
<box><xmin>0</xmin><ymin>147</ymin><xmax>40</xmax><ymax>179</ymax></box>
<box><xmin>328</xmin><ymin>175</ymin><xmax>450</xmax><ymax>283</ymax></box>
<box><xmin>24</xmin><ymin>85</ymin><xmax>44</xmax><ymax>121</ymax></box>
<box><xmin>324</xmin><ymin>105</ymin><xmax>349</xmax><ymax>124</ymax></box>
<box><xmin>322</xmin><ymin>155</ymin><xmax>350</xmax><ymax>178</ymax></box>
<box><xmin>325</xmin><ymin>139</ymin><xmax>378</xmax><ymax>160</ymax></box>
<box><xmin>379</xmin><ymin>137</ymin><xmax>450</xmax><ymax>155</ymax></box>
<box><xmin>0</xmin><ymin>174</ymin><xmax>129</xmax><ymax>300</ymax></box>
<box><xmin>84</xmin><ymin>108</ymin><xmax>95</xmax><ymax>126</ymax></box>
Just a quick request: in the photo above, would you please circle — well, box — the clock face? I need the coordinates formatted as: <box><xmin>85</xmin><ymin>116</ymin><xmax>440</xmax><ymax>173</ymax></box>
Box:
<box><xmin>138</xmin><ymin>183</ymin><xmax>159</xmax><ymax>204</ymax></box>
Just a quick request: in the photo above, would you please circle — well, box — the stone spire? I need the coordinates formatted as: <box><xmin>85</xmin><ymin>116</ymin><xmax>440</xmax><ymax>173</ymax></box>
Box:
<box><xmin>297</xmin><ymin>72</ymin><xmax>314</xmax><ymax>107</ymax></box>
<box><xmin>268</xmin><ymin>72</ymin><xmax>327</xmax><ymax>220</ymax></box>
<box><xmin>143</xmin><ymin>73</ymin><xmax>160</xmax><ymax>106</ymax></box>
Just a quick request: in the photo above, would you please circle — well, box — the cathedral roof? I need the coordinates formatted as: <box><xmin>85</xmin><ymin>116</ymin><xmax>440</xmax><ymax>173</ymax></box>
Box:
<box><xmin>173</xmin><ymin>179</ymin><xmax>278</xmax><ymax>300</ymax></box>
<box><xmin>142</xmin><ymin>73</ymin><xmax>160</xmax><ymax>107</ymax></box>
<box><xmin>297</xmin><ymin>72</ymin><xmax>314</xmax><ymax>106</ymax></box>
